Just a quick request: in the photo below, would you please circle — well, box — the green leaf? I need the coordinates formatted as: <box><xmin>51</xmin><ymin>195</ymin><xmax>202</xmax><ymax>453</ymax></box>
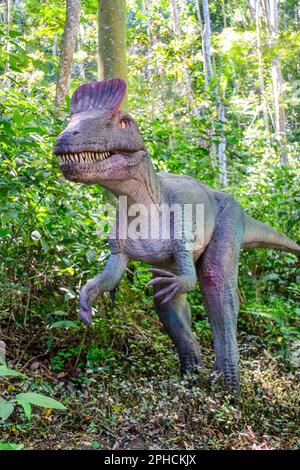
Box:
<box><xmin>16</xmin><ymin>392</ymin><xmax>66</xmax><ymax>410</ymax></box>
<box><xmin>16</xmin><ymin>397</ymin><xmax>32</xmax><ymax>420</ymax></box>
<box><xmin>0</xmin><ymin>365</ymin><xmax>26</xmax><ymax>378</ymax></box>
<box><xmin>0</xmin><ymin>442</ymin><xmax>24</xmax><ymax>450</ymax></box>
<box><xmin>0</xmin><ymin>398</ymin><xmax>14</xmax><ymax>421</ymax></box>
<box><xmin>50</xmin><ymin>320</ymin><xmax>79</xmax><ymax>329</ymax></box>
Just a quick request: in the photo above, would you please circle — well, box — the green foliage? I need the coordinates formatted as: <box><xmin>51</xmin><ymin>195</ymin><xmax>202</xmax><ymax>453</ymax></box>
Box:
<box><xmin>0</xmin><ymin>442</ymin><xmax>24</xmax><ymax>450</ymax></box>
<box><xmin>0</xmin><ymin>364</ymin><xmax>66</xmax><ymax>423</ymax></box>
<box><xmin>0</xmin><ymin>0</ymin><xmax>299</xmax><ymax>451</ymax></box>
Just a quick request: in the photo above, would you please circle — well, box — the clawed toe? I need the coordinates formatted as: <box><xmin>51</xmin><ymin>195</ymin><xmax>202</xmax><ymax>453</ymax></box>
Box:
<box><xmin>180</xmin><ymin>353</ymin><xmax>203</xmax><ymax>375</ymax></box>
<box><xmin>210</xmin><ymin>360</ymin><xmax>240</xmax><ymax>395</ymax></box>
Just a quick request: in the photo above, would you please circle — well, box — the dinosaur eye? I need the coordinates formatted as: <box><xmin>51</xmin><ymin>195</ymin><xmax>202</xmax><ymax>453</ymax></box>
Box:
<box><xmin>119</xmin><ymin>120</ymin><xmax>127</xmax><ymax>129</ymax></box>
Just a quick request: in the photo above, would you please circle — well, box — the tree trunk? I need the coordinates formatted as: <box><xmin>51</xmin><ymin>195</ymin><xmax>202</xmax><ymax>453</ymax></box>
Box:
<box><xmin>4</xmin><ymin>0</ymin><xmax>12</xmax><ymax>88</ymax></box>
<box><xmin>195</xmin><ymin>0</ymin><xmax>209</xmax><ymax>90</ymax></box>
<box><xmin>55</xmin><ymin>0</ymin><xmax>81</xmax><ymax>113</ymax></box>
<box><xmin>202</xmin><ymin>0</ymin><xmax>213</xmax><ymax>83</ymax></box>
<box><xmin>255</xmin><ymin>0</ymin><xmax>270</xmax><ymax>135</ymax></box>
<box><xmin>222</xmin><ymin>0</ymin><xmax>227</xmax><ymax>28</ymax></box>
<box><xmin>97</xmin><ymin>0</ymin><xmax>127</xmax><ymax>90</ymax></box>
<box><xmin>217</xmin><ymin>101</ymin><xmax>227</xmax><ymax>186</ymax></box>
<box><xmin>143</xmin><ymin>0</ymin><xmax>152</xmax><ymax>45</ymax></box>
<box><xmin>201</xmin><ymin>0</ymin><xmax>227</xmax><ymax>182</ymax></box>
<box><xmin>170</xmin><ymin>0</ymin><xmax>181</xmax><ymax>36</ymax></box>
<box><xmin>170</xmin><ymin>0</ymin><xmax>199</xmax><ymax>117</ymax></box>
<box><xmin>267</xmin><ymin>0</ymin><xmax>288</xmax><ymax>165</ymax></box>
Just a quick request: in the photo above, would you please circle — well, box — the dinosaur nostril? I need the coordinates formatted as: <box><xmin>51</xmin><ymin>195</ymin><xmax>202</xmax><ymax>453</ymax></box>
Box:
<box><xmin>73</xmin><ymin>131</ymin><xmax>80</xmax><ymax>136</ymax></box>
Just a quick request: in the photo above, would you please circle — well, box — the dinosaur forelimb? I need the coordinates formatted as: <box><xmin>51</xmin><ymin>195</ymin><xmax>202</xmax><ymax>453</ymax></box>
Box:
<box><xmin>79</xmin><ymin>253</ymin><xmax>128</xmax><ymax>325</ymax></box>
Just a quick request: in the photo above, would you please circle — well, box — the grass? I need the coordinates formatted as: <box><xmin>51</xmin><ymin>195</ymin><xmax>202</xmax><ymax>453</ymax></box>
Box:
<box><xmin>1</xmin><ymin>290</ymin><xmax>300</xmax><ymax>450</ymax></box>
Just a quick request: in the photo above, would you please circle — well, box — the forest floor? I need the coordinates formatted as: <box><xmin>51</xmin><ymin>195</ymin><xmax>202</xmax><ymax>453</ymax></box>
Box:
<box><xmin>1</xmin><ymin>298</ymin><xmax>300</xmax><ymax>450</ymax></box>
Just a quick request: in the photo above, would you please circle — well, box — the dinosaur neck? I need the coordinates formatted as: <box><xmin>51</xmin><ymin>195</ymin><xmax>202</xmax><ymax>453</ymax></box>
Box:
<box><xmin>101</xmin><ymin>155</ymin><xmax>162</xmax><ymax>208</ymax></box>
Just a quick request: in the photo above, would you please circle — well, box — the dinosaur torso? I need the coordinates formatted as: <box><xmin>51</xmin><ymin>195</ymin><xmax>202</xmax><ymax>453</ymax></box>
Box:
<box><xmin>116</xmin><ymin>172</ymin><xmax>219</xmax><ymax>268</ymax></box>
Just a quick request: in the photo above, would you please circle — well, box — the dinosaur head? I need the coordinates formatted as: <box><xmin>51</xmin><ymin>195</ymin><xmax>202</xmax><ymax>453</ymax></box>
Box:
<box><xmin>54</xmin><ymin>79</ymin><xmax>146</xmax><ymax>184</ymax></box>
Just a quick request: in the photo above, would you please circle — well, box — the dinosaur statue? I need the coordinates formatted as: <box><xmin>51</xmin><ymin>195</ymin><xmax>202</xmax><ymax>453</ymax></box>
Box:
<box><xmin>54</xmin><ymin>79</ymin><xmax>300</xmax><ymax>393</ymax></box>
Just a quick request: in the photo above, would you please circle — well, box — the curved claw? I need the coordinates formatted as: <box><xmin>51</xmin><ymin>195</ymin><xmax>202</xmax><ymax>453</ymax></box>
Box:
<box><xmin>146</xmin><ymin>268</ymin><xmax>176</xmax><ymax>278</ymax></box>
<box><xmin>160</xmin><ymin>286</ymin><xmax>179</xmax><ymax>304</ymax></box>
<box><xmin>154</xmin><ymin>283</ymin><xmax>177</xmax><ymax>300</ymax></box>
<box><xmin>147</xmin><ymin>276</ymin><xmax>175</xmax><ymax>287</ymax></box>
<box><xmin>79</xmin><ymin>306</ymin><xmax>92</xmax><ymax>325</ymax></box>
<box><xmin>79</xmin><ymin>288</ymin><xmax>95</xmax><ymax>326</ymax></box>
<box><xmin>79</xmin><ymin>281</ymin><xmax>100</xmax><ymax>326</ymax></box>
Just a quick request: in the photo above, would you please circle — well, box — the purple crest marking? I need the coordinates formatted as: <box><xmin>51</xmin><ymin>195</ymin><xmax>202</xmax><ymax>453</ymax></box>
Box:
<box><xmin>70</xmin><ymin>79</ymin><xmax>126</xmax><ymax>116</ymax></box>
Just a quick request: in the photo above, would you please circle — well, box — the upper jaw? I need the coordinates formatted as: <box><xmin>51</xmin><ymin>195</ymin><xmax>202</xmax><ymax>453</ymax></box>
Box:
<box><xmin>55</xmin><ymin>150</ymin><xmax>113</xmax><ymax>165</ymax></box>
<box><xmin>54</xmin><ymin>148</ymin><xmax>147</xmax><ymax>177</ymax></box>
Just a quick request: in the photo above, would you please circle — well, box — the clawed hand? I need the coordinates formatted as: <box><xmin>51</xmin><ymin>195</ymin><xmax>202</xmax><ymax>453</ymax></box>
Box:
<box><xmin>79</xmin><ymin>281</ymin><xmax>100</xmax><ymax>325</ymax></box>
<box><xmin>146</xmin><ymin>268</ymin><xmax>187</xmax><ymax>304</ymax></box>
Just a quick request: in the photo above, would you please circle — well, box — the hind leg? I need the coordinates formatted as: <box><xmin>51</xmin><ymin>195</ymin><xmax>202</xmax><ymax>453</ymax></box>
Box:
<box><xmin>198</xmin><ymin>202</ymin><xmax>244</xmax><ymax>394</ymax></box>
<box><xmin>154</xmin><ymin>291</ymin><xmax>202</xmax><ymax>374</ymax></box>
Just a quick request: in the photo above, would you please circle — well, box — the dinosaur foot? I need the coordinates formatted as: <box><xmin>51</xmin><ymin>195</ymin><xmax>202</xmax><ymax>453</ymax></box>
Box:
<box><xmin>210</xmin><ymin>360</ymin><xmax>240</xmax><ymax>396</ymax></box>
<box><xmin>180</xmin><ymin>351</ymin><xmax>203</xmax><ymax>376</ymax></box>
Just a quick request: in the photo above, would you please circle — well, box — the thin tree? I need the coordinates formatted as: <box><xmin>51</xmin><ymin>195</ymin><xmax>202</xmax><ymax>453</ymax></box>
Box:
<box><xmin>201</xmin><ymin>0</ymin><xmax>213</xmax><ymax>84</ymax></box>
<box><xmin>4</xmin><ymin>0</ymin><xmax>12</xmax><ymax>88</ymax></box>
<box><xmin>198</xmin><ymin>0</ymin><xmax>227</xmax><ymax>184</ymax></box>
<box><xmin>255</xmin><ymin>0</ymin><xmax>270</xmax><ymax>135</ymax></box>
<box><xmin>170</xmin><ymin>0</ymin><xmax>199</xmax><ymax>117</ymax></box>
<box><xmin>98</xmin><ymin>0</ymin><xmax>127</xmax><ymax>92</ymax></box>
<box><xmin>143</xmin><ymin>0</ymin><xmax>153</xmax><ymax>45</ymax></box>
<box><xmin>55</xmin><ymin>0</ymin><xmax>81</xmax><ymax>113</ymax></box>
<box><xmin>266</xmin><ymin>0</ymin><xmax>288</xmax><ymax>165</ymax></box>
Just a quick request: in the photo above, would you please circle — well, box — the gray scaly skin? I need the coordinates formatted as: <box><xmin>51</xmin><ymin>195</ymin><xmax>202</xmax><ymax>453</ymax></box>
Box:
<box><xmin>55</xmin><ymin>79</ymin><xmax>300</xmax><ymax>394</ymax></box>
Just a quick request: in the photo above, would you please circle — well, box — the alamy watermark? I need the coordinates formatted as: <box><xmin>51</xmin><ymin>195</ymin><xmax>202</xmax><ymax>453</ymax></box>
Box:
<box><xmin>95</xmin><ymin>196</ymin><xmax>205</xmax><ymax>251</ymax></box>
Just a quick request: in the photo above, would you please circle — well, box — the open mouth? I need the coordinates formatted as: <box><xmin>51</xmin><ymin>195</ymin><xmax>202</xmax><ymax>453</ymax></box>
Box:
<box><xmin>57</xmin><ymin>151</ymin><xmax>113</xmax><ymax>164</ymax></box>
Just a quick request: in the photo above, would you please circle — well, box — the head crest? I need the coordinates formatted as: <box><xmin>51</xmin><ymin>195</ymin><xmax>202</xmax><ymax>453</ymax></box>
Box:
<box><xmin>70</xmin><ymin>79</ymin><xmax>126</xmax><ymax>116</ymax></box>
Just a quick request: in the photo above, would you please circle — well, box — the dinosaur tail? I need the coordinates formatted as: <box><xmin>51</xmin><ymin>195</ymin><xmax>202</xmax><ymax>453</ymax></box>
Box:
<box><xmin>242</xmin><ymin>215</ymin><xmax>300</xmax><ymax>255</ymax></box>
